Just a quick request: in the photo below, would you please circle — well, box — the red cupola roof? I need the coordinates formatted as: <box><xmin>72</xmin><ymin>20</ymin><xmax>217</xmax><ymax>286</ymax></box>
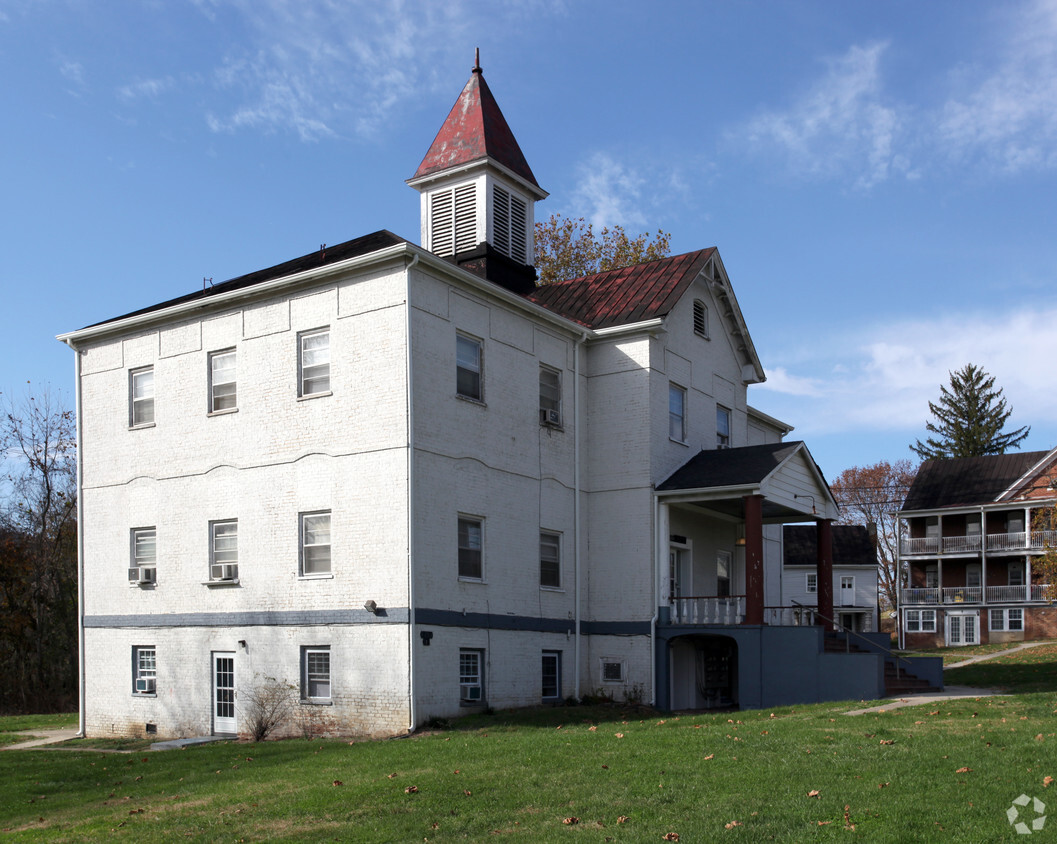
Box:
<box><xmin>411</xmin><ymin>59</ymin><xmax>541</xmax><ymax>191</ymax></box>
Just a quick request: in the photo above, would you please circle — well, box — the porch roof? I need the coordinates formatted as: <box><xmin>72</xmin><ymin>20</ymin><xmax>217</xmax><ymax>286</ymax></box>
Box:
<box><xmin>656</xmin><ymin>441</ymin><xmax>839</xmax><ymax>521</ymax></box>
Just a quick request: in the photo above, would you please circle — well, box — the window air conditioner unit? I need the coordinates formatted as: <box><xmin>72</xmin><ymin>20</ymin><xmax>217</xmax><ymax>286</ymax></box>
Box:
<box><xmin>461</xmin><ymin>684</ymin><xmax>482</xmax><ymax>702</ymax></box>
<box><xmin>128</xmin><ymin>567</ymin><xmax>141</xmax><ymax>583</ymax></box>
<box><xmin>135</xmin><ymin>678</ymin><xmax>156</xmax><ymax>693</ymax></box>
<box><xmin>129</xmin><ymin>567</ymin><xmax>156</xmax><ymax>584</ymax></box>
<box><xmin>211</xmin><ymin>563</ymin><xmax>238</xmax><ymax>581</ymax></box>
<box><xmin>540</xmin><ymin>408</ymin><xmax>561</xmax><ymax>427</ymax></box>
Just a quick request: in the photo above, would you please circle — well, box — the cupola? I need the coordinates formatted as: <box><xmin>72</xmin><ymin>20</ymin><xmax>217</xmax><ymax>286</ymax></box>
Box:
<box><xmin>408</xmin><ymin>51</ymin><xmax>547</xmax><ymax>294</ymax></box>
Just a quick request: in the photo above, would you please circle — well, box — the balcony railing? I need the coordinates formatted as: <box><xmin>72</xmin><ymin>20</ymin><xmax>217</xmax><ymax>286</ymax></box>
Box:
<box><xmin>901</xmin><ymin>530</ymin><xmax>1057</xmax><ymax>556</ymax></box>
<box><xmin>669</xmin><ymin>596</ymin><xmax>744</xmax><ymax>625</ymax></box>
<box><xmin>901</xmin><ymin>583</ymin><xmax>1052</xmax><ymax>605</ymax></box>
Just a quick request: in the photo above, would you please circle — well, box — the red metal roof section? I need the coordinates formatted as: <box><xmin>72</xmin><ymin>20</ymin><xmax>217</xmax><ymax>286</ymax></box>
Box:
<box><xmin>524</xmin><ymin>248</ymin><xmax>716</xmax><ymax>329</ymax></box>
<box><xmin>412</xmin><ymin>67</ymin><xmax>540</xmax><ymax>189</ymax></box>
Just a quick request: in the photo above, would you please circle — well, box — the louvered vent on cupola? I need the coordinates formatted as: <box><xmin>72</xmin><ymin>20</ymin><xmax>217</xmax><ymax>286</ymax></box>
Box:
<box><xmin>429</xmin><ymin>184</ymin><xmax>478</xmax><ymax>257</ymax></box>
<box><xmin>491</xmin><ymin>185</ymin><xmax>527</xmax><ymax>264</ymax></box>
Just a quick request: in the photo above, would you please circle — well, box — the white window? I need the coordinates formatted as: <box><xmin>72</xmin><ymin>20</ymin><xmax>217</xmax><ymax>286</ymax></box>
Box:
<box><xmin>716</xmin><ymin>406</ymin><xmax>731</xmax><ymax>449</ymax></box>
<box><xmin>301</xmin><ymin>646</ymin><xmax>331</xmax><ymax>701</ymax></box>
<box><xmin>966</xmin><ymin>564</ymin><xmax>981</xmax><ymax>589</ymax></box>
<box><xmin>669</xmin><ymin>383</ymin><xmax>686</xmax><ymax>442</ymax></box>
<box><xmin>458</xmin><ymin>517</ymin><xmax>483</xmax><ymax>580</ymax></box>
<box><xmin>990</xmin><ymin>608</ymin><xmax>1024</xmax><ymax>631</ymax></box>
<box><xmin>539</xmin><ymin>366</ymin><xmax>562</xmax><ymax>426</ymax></box>
<box><xmin>459</xmin><ymin>649</ymin><xmax>484</xmax><ymax>704</ymax></box>
<box><xmin>601</xmin><ymin>659</ymin><xmax>624</xmax><ymax>683</ymax></box>
<box><xmin>693</xmin><ymin>299</ymin><xmax>709</xmax><ymax>338</ymax></box>
<box><xmin>542</xmin><ymin>651</ymin><xmax>561</xmax><ymax>700</ymax></box>
<box><xmin>540</xmin><ymin>531</ymin><xmax>561</xmax><ymax>589</ymax></box>
<box><xmin>925</xmin><ymin>565</ymin><xmax>939</xmax><ymax>588</ymax></box>
<box><xmin>210</xmin><ymin>520</ymin><xmax>238</xmax><ymax>581</ymax></box>
<box><xmin>133</xmin><ymin>646</ymin><xmax>156</xmax><ymax>695</ymax></box>
<box><xmin>456</xmin><ymin>334</ymin><xmax>482</xmax><ymax>400</ymax></box>
<box><xmin>1008</xmin><ymin>563</ymin><xmax>1025</xmax><ymax>587</ymax></box>
<box><xmin>130</xmin><ymin>366</ymin><xmax>155</xmax><ymax>427</ymax></box>
<box><xmin>430</xmin><ymin>184</ymin><xmax>477</xmax><ymax>257</ymax></box>
<box><xmin>492</xmin><ymin>185</ymin><xmax>527</xmax><ymax>263</ymax></box>
<box><xmin>209</xmin><ymin>349</ymin><xmax>237</xmax><ymax>413</ymax></box>
<box><xmin>129</xmin><ymin>527</ymin><xmax>157</xmax><ymax>583</ymax></box>
<box><xmin>716</xmin><ymin>550</ymin><xmax>731</xmax><ymax>598</ymax></box>
<box><xmin>905</xmin><ymin>609</ymin><xmax>936</xmax><ymax>633</ymax></box>
<box><xmin>299</xmin><ymin>329</ymin><xmax>330</xmax><ymax>397</ymax></box>
<box><xmin>806</xmin><ymin>573</ymin><xmax>817</xmax><ymax>594</ymax></box>
<box><xmin>300</xmin><ymin>512</ymin><xmax>332</xmax><ymax>576</ymax></box>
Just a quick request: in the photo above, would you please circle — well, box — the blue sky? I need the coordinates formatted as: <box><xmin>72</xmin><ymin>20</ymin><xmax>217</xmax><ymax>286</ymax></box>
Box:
<box><xmin>2</xmin><ymin>0</ymin><xmax>1055</xmax><ymax>481</ymax></box>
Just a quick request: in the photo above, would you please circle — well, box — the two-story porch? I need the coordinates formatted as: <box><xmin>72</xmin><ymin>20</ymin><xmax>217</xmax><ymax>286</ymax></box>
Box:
<box><xmin>651</xmin><ymin>443</ymin><xmax>939</xmax><ymax>709</ymax></box>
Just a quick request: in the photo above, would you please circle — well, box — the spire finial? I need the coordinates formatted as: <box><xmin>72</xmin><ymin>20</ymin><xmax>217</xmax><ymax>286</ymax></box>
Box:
<box><xmin>473</xmin><ymin>47</ymin><xmax>481</xmax><ymax>74</ymax></box>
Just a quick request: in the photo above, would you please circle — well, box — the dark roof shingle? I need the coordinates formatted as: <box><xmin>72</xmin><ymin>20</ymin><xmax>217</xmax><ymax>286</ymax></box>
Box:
<box><xmin>900</xmin><ymin>451</ymin><xmax>1048</xmax><ymax>511</ymax></box>
<box><xmin>783</xmin><ymin>524</ymin><xmax>875</xmax><ymax>567</ymax></box>
<box><xmin>657</xmin><ymin>442</ymin><xmax>804</xmax><ymax>491</ymax></box>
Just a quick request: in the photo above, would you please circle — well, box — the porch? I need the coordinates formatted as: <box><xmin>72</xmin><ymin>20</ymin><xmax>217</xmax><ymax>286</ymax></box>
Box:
<box><xmin>901</xmin><ymin>530</ymin><xmax>1057</xmax><ymax>556</ymax></box>
<box><xmin>901</xmin><ymin>584</ymin><xmax>1051</xmax><ymax>605</ymax></box>
<box><xmin>666</xmin><ymin>596</ymin><xmax>820</xmax><ymax>627</ymax></box>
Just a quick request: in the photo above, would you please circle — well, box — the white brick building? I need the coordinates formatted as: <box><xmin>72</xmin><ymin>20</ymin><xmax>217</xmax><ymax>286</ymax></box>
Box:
<box><xmin>59</xmin><ymin>60</ymin><xmax>938</xmax><ymax>740</ymax></box>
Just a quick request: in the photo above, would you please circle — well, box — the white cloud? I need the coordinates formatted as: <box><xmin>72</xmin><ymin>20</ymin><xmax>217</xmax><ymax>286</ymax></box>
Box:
<box><xmin>736</xmin><ymin>42</ymin><xmax>909</xmax><ymax>189</ymax></box>
<box><xmin>756</xmin><ymin>306</ymin><xmax>1057</xmax><ymax>439</ymax></box>
<box><xmin>569</xmin><ymin>152</ymin><xmax>647</xmax><ymax>230</ymax></box>
<box><xmin>117</xmin><ymin>76</ymin><xmax>175</xmax><ymax>103</ymax></box>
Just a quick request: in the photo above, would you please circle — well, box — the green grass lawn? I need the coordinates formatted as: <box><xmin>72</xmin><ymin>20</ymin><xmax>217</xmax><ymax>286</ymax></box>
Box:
<box><xmin>1</xmin><ymin>650</ymin><xmax>1054</xmax><ymax>842</ymax></box>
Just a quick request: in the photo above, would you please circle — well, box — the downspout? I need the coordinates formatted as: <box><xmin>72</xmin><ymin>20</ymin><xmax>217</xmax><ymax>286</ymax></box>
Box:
<box><xmin>652</xmin><ymin>496</ymin><xmax>660</xmax><ymax>707</ymax></box>
<box><xmin>63</xmin><ymin>338</ymin><xmax>86</xmax><ymax>738</ymax></box>
<box><xmin>573</xmin><ymin>330</ymin><xmax>587</xmax><ymax>699</ymax></box>
<box><xmin>405</xmin><ymin>253</ymin><xmax>419</xmax><ymax>733</ymax></box>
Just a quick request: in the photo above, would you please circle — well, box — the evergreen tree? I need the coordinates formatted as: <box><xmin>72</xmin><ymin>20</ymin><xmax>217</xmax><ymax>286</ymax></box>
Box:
<box><xmin>910</xmin><ymin>363</ymin><xmax>1029</xmax><ymax>460</ymax></box>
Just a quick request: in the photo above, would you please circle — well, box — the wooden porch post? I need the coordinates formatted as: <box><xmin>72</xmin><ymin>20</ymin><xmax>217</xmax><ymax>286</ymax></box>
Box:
<box><xmin>744</xmin><ymin>494</ymin><xmax>764</xmax><ymax>625</ymax></box>
<box><xmin>816</xmin><ymin>518</ymin><xmax>834</xmax><ymax>627</ymax></box>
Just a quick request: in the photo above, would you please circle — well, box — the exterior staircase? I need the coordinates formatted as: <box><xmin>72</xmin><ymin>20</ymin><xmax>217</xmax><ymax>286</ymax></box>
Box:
<box><xmin>823</xmin><ymin>632</ymin><xmax>941</xmax><ymax>697</ymax></box>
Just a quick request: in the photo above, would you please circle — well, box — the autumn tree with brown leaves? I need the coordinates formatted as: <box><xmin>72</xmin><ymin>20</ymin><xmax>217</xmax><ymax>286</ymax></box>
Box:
<box><xmin>1031</xmin><ymin>508</ymin><xmax>1057</xmax><ymax>602</ymax></box>
<box><xmin>829</xmin><ymin>460</ymin><xmax>918</xmax><ymax>611</ymax></box>
<box><xmin>0</xmin><ymin>386</ymin><xmax>78</xmax><ymax>713</ymax></box>
<box><xmin>534</xmin><ymin>213</ymin><xmax>672</xmax><ymax>285</ymax></box>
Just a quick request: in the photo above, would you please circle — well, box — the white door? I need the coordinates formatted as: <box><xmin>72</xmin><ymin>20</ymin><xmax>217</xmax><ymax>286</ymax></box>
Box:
<box><xmin>946</xmin><ymin>613</ymin><xmax>979</xmax><ymax>646</ymax></box>
<box><xmin>840</xmin><ymin>576</ymin><xmax>855</xmax><ymax>606</ymax></box>
<box><xmin>213</xmin><ymin>652</ymin><xmax>237</xmax><ymax>734</ymax></box>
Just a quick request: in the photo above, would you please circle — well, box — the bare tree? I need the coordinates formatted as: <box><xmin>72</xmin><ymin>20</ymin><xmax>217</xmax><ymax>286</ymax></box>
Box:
<box><xmin>829</xmin><ymin>460</ymin><xmax>917</xmax><ymax>612</ymax></box>
<box><xmin>0</xmin><ymin>386</ymin><xmax>78</xmax><ymax>712</ymax></box>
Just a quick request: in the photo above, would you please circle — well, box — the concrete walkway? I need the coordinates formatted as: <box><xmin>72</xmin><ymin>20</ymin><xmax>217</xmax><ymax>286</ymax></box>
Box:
<box><xmin>3</xmin><ymin>728</ymin><xmax>80</xmax><ymax>750</ymax></box>
<box><xmin>943</xmin><ymin>639</ymin><xmax>1053</xmax><ymax>670</ymax></box>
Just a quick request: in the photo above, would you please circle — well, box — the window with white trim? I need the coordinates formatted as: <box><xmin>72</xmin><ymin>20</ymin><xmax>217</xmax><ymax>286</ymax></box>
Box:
<box><xmin>210</xmin><ymin>520</ymin><xmax>238</xmax><ymax>581</ymax></box>
<box><xmin>301</xmin><ymin>646</ymin><xmax>331</xmax><ymax>701</ymax></box>
<box><xmin>456</xmin><ymin>334</ymin><xmax>483</xmax><ymax>400</ymax></box>
<box><xmin>129</xmin><ymin>527</ymin><xmax>157</xmax><ymax>583</ymax></box>
<box><xmin>492</xmin><ymin>185</ymin><xmax>527</xmax><ymax>263</ymax></box>
<box><xmin>133</xmin><ymin>646</ymin><xmax>156</xmax><ymax>695</ymax></box>
<box><xmin>540</xmin><ymin>531</ymin><xmax>561</xmax><ymax>589</ymax></box>
<box><xmin>299</xmin><ymin>329</ymin><xmax>330</xmax><ymax>397</ymax></box>
<box><xmin>716</xmin><ymin>550</ymin><xmax>731</xmax><ymax>598</ymax></box>
<box><xmin>459</xmin><ymin>648</ymin><xmax>484</xmax><ymax>704</ymax></box>
<box><xmin>966</xmin><ymin>564</ymin><xmax>981</xmax><ymax>589</ymax></box>
<box><xmin>209</xmin><ymin>349</ymin><xmax>237</xmax><ymax>413</ymax></box>
<box><xmin>542</xmin><ymin>651</ymin><xmax>561</xmax><ymax>701</ymax></box>
<box><xmin>806</xmin><ymin>573</ymin><xmax>817</xmax><ymax>594</ymax></box>
<box><xmin>130</xmin><ymin>366</ymin><xmax>155</xmax><ymax>427</ymax></box>
<box><xmin>458</xmin><ymin>517</ymin><xmax>483</xmax><ymax>580</ymax></box>
<box><xmin>990</xmin><ymin>608</ymin><xmax>1024</xmax><ymax>631</ymax></box>
<box><xmin>905</xmin><ymin>609</ymin><xmax>936</xmax><ymax>633</ymax></box>
<box><xmin>1008</xmin><ymin>562</ymin><xmax>1025</xmax><ymax>587</ymax></box>
<box><xmin>693</xmin><ymin>299</ymin><xmax>709</xmax><ymax>338</ymax></box>
<box><xmin>300</xmin><ymin>511</ymin><xmax>332</xmax><ymax>576</ymax></box>
<box><xmin>601</xmin><ymin>659</ymin><xmax>624</xmax><ymax>683</ymax></box>
<box><xmin>716</xmin><ymin>406</ymin><xmax>731</xmax><ymax>449</ymax></box>
<box><xmin>669</xmin><ymin>383</ymin><xmax>686</xmax><ymax>442</ymax></box>
<box><xmin>539</xmin><ymin>365</ymin><xmax>562</xmax><ymax>426</ymax></box>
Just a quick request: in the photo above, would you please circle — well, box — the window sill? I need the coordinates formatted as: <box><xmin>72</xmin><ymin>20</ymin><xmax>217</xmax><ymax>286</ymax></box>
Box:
<box><xmin>207</xmin><ymin>408</ymin><xmax>238</xmax><ymax>417</ymax></box>
<box><xmin>540</xmin><ymin>423</ymin><xmax>564</xmax><ymax>432</ymax></box>
<box><xmin>458</xmin><ymin>576</ymin><xmax>486</xmax><ymax>584</ymax></box>
<box><xmin>129</xmin><ymin>581</ymin><xmax>157</xmax><ymax>588</ymax></box>
<box><xmin>669</xmin><ymin>437</ymin><xmax>690</xmax><ymax>447</ymax></box>
<box><xmin>132</xmin><ymin>693</ymin><xmax>157</xmax><ymax>699</ymax></box>
<box><xmin>204</xmin><ymin>579</ymin><xmax>240</xmax><ymax>587</ymax></box>
<box><xmin>299</xmin><ymin>573</ymin><xmax>334</xmax><ymax>581</ymax></box>
<box><xmin>300</xmin><ymin>699</ymin><xmax>333</xmax><ymax>706</ymax></box>
<box><xmin>129</xmin><ymin>422</ymin><xmax>156</xmax><ymax>431</ymax></box>
<box><xmin>540</xmin><ymin>586</ymin><xmax>565</xmax><ymax>593</ymax></box>
<box><xmin>298</xmin><ymin>391</ymin><xmax>333</xmax><ymax>402</ymax></box>
<box><xmin>456</xmin><ymin>394</ymin><xmax>487</xmax><ymax>407</ymax></box>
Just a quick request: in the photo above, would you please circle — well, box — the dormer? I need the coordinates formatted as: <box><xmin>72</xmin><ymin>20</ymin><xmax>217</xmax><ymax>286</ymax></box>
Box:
<box><xmin>408</xmin><ymin>54</ymin><xmax>547</xmax><ymax>294</ymax></box>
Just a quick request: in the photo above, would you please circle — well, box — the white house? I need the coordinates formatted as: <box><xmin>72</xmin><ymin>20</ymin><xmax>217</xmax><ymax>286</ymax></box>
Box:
<box><xmin>782</xmin><ymin>524</ymin><xmax>879</xmax><ymax>634</ymax></box>
<box><xmin>59</xmin><ymin>60</ymin><xmax>939</xmax><ymax>740</ymax></box>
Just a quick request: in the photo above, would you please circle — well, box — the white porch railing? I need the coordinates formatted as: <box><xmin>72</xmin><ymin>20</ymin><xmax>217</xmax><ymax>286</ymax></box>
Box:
<box><xmin>669</xmin><ymin>596</ymin><xmax>744</xmax><ymax>625</ymax></box>
<box><xmin>763</xmin><ymin>605</ymin><xmax>817</xmax><ymax>626</ymax></box>
<box><xmin>901</xmin><ymin>530</ymin><xmax>1057</xmax><ymax>555</ymax></box>
<box><xmin>942</xmin><ymin>535</ymin><xmax>982</xmax><ymax>552</ymax></box>
<box><xmin>901</xmin><ymin>583</ymin><xmax>1051</xmax><ymax>605</ymax></box>
<box><xmin>901</xmin><ymin>537</ymin><xmax>939</xmax><ymax>555</ymax></box>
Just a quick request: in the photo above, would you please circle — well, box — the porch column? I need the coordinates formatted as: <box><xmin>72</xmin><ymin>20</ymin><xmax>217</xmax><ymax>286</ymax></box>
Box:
<box><xmin>816</xmin><ymin>518</ymin><xmax>834</xmax><ymax>627</ymax></box>
<box><xmin>744</xmin><ymin>494</ymin><xmax>764</xmax><ymax>625</ymax></box>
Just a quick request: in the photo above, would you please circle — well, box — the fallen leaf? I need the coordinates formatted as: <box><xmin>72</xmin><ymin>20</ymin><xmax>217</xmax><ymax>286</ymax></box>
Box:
<box><xmin>818</xmin><ymin>821</ymin><xmax>832</xmax><ymax>826</ymax></box>
<box><xmin>431</xmin><ymin>822</ymin><xmax>439</xmax><ymax>830</ymax></box>
<box><xmin>1036</xmin><ymin>734</ymin><xmax>1045</xmax><ymax>742</ymax></box>
<box><xmin>704</xmin><ymin>754</ymin><xmax>714</xmax><ymax>760</ymax></box>
<box><xmin>617</xmin><ymin>816</ymin><xmax>629</xmax><ymax>824</ymax></box>
<box><xmin>664</xmin><ymin>833</ymin><xmax>681</xmax><ymax>840</ymax></box>
<box><xmin>955</xmin><ymin>767</ymin><xmax>972</xmax><ymax>774</ymax></box>
<box><xmin>464</xmin><ymin>790</ymin><xmax>472</xmax><ymax>796</ymax></box>
<box><xmin>724</xmin><ymin>821</ymin><xmax>741</xmax><ymax>829</ymax></box>
<box><xmin>879</xmin><ymin>739</ymin><xmax>895</xmax><ymax>745</ymax></box>
<box><xmin>615</xmin><ymin>733</ymin><xmax>624</xmax><ymax>738</ymax></box>
<box><xmin>807</xmin><ymin>790</ymin><xmax>821</xmax><ymax>799</ymax></box>
<box><xmin>1044</xmin><ymin>776</ymin><xmax>1053</xmax><ymax>787</ymax></box>
<box><xmin>404</xmin><ymin>785</ymin><xmax>418</xmax><ymax>794</ymax></box>
<box><xmin>332</xmin><ymin>780</ymin><xmax>343</xmax><ymax>787</ymax></box>
<box><xmin>588</xmin><ymin>726</ymin><xmax>597</xmax><ymax>732</ymax></box>
<box><xmin>879</xmin><ymin>782</ymin><xmax>890</xmax><ymax>789</ymax></box>
<box><xmin>562</xmin><ymin>817</ymin><xmax>579</xmax><ymax>825</ymax></box>
<box><xmin>387</xmin><ymin>773</ymin><xmax>397</xmax><ymax>779</ymax></box>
